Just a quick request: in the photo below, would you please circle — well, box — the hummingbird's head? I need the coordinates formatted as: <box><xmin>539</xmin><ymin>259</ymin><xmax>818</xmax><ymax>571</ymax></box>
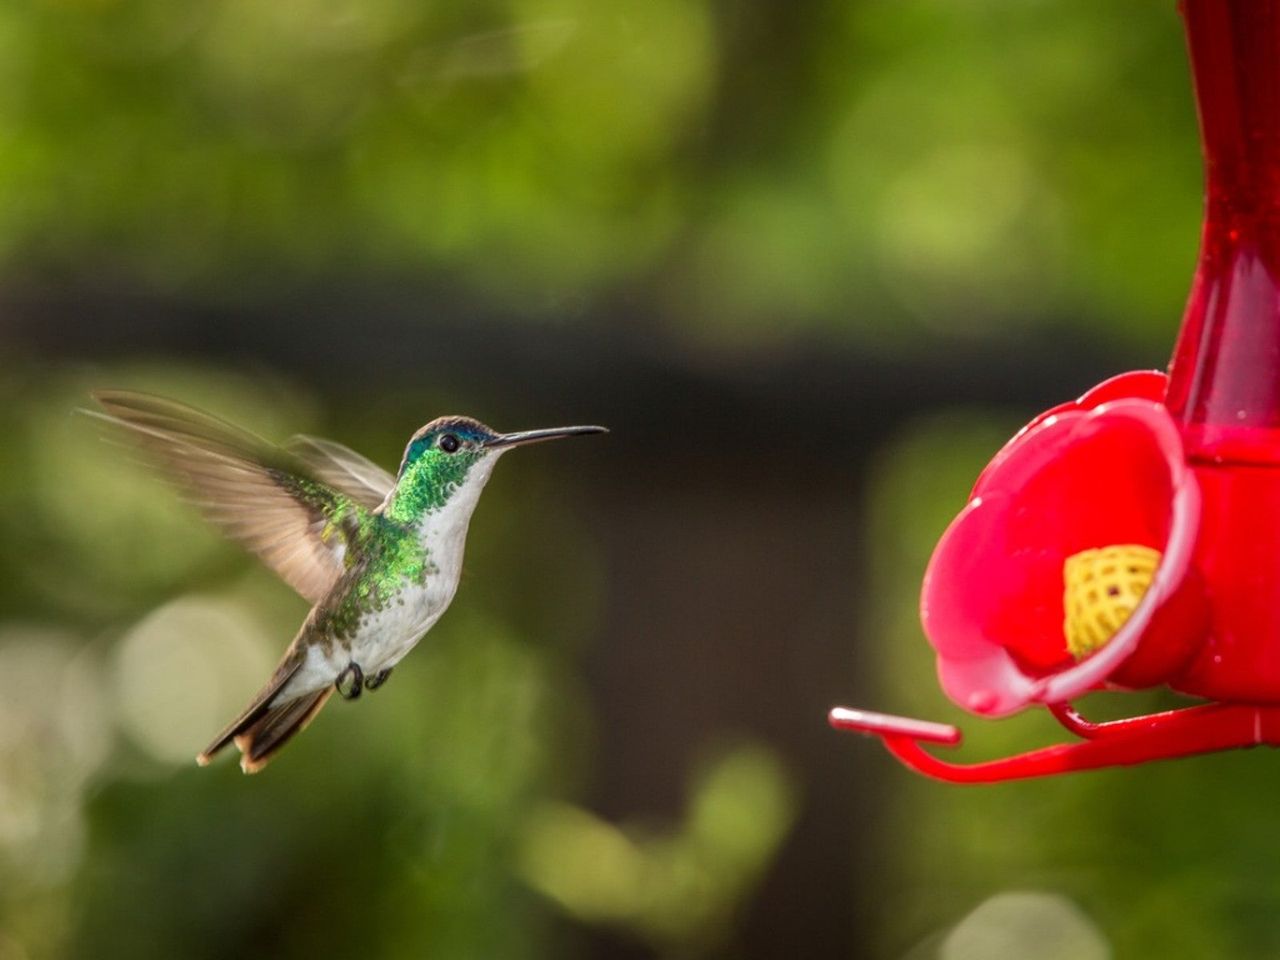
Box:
<box><xmin>388</xmin><ymin>416</ymin><xmax>606</xmax><ymax>523</ymax></box>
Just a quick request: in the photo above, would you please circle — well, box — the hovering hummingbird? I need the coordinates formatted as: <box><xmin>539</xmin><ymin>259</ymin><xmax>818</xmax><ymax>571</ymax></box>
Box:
<box><xmin>89</xmin><ymin>391</ymin><xmax>606</xmax><ymax>773</ymax></box>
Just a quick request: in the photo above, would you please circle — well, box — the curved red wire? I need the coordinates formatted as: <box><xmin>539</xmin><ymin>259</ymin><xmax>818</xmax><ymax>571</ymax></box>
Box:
<box><xmin>829</xmin><ymin>702</ymin><xmax>1280</xmax><ymax>784</ymax></box>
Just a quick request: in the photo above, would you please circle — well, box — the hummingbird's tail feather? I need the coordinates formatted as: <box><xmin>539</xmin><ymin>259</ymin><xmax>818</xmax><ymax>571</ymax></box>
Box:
<box><xmin>233</xmin><ymin>688</ymin><xmax>334</xmax><ymax>774</ymax></box>
<box><xmin>197</xmin><ymin>657</ymin><xmax>323</xmax><ymax>773</ymax></box>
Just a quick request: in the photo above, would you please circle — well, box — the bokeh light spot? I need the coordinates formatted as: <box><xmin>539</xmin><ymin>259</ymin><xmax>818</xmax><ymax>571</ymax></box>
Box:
<box><xmin>0</xmin><ymin>627</ymin><xmax>110</xmax><ymax>888</ymax></box>
<box><xmin>940</xmin><ymin>891</ymin><xmax>1110</xmax><ymax>960</ymax></box>
<box><xmin>112</xmin><ymin>596</ymin><xmax>274</xmax><ymax>765</ymax></box>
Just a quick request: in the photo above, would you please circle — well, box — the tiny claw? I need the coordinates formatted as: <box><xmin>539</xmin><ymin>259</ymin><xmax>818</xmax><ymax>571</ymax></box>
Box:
<box><xmin>365</xmin><ymin>667</ymin><xmax>392</xmax><ymax>691</ymax></box>
<box><xmin>336</xmin><ymin>662</ymin><xmax>365</xmax><ymax>700</ymax></box>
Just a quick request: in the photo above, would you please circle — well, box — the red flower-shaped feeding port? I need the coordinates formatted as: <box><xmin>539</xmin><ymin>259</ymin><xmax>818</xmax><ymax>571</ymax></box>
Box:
<box><xmin>830</xmin><ymin>0</ymin><xmax>1280</xmax><ymax>782</ymax></box>
<box><xmin>925</xmin><ymin>372</ymin><xmax>1205</xmax><ymax>718</ymax></box>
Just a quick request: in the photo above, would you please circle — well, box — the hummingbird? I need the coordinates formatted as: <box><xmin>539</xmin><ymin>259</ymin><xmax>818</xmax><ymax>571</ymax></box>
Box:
<box><xmin>89</xmin><ymin>391</ymin><xmax>606</xmax><ymax>773</ymax></box>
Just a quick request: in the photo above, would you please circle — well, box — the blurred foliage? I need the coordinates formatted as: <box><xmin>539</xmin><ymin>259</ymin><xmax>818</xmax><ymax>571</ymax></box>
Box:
<box><xmin>519</xmin><ymin>744</ymin><xmax>797</xmax><ymax>951</ymax></box>
<box><xmin>2</xmin><ymin>0</ymin><xmax>1197</xmax><ymax>348</ymax></box>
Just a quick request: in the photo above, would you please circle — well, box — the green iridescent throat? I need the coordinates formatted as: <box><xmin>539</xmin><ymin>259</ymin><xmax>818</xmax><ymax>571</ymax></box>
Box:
<box><xmin>384</xmin><ymin>444</ymin><xmax>480</xmax><ymax>525</ymax></box>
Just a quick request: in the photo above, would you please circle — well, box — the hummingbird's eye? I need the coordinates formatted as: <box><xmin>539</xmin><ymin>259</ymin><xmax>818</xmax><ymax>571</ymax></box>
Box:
<box><xmin>438</xmin><ymin>433</ymin><xmax>461</xmax><ymax>454</ymax></box>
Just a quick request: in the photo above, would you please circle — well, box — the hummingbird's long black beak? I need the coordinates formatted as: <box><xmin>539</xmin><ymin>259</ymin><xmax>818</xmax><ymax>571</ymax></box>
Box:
<box><xmin>484</xmin><ymin>425</ymin><xmax>608</xmax><ymax>449</ymax></box>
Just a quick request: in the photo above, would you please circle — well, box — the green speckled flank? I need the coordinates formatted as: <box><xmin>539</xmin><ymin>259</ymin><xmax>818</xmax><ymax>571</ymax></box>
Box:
<box><xmin>317</xmin><ymin>520</ymin><xmax>436</xmax><ymax>641</ymax></box>
<box><xmin>311</xmin><ymin>445</ymin><xmax>482</xmax><ymax>641</ymax></box>
<box><xmin>267</xmin><ymin>472</ymin><xmax>408</xmax><ymax>640</ymax></box>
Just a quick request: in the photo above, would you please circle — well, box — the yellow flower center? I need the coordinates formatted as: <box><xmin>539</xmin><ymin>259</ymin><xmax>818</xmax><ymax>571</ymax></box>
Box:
<box><xmin>1063</xmin><ymin>545</ymin><xmax>1162</xmax><ymax>660</ymax></box>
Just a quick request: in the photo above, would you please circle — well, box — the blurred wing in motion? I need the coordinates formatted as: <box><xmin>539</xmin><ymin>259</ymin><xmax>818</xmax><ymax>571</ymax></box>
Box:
<box><xmin>283</xmin><ymin>434</ymin><xmax>395</xmax><ymax>509</ymax></box>
<box><xmin>88</xmin><ymin>390</ymin><xmax>372</xmax><ymax>604</ymax></box>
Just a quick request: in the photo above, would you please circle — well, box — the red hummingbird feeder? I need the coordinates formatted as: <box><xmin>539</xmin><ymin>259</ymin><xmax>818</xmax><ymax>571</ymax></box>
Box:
<box><xmin>830</xmin><ymin>0</ymin><xmax>1280</xmax><ymax>783</ymax></box>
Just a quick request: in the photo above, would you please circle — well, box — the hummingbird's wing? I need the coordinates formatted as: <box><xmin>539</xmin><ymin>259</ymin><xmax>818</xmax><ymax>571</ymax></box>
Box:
<box><xmin>89</xmin><ymin>390</ymin><xmax>372</xmax><ymax>605</ymax></box>
<box><xmin>283</xmin><ymin>434</ymin><xmax>395</xmax><ymax>509</ymax></box>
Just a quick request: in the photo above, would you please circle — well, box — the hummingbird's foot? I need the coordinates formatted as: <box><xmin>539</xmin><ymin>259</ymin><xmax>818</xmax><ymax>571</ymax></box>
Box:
<box><xmin>335</xmin><ymin>662</ymin><xmax>365</xmax><ymax>700</ymax></box>
<box><xmin>365</xmin><ymin>667</ymin><xmax>393</xmax><ymax>691</ymax></box>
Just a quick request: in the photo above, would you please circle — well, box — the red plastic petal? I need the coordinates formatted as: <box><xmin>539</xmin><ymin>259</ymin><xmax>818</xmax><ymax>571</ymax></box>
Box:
<box><xmin>973</xmin><ymin>370</ymin><xmax>1167</xmax><ymax>498</ymax></box>
<box><xmin>922</xmin><ymin>399</ymin><xmax>1199</xmax><ymax>716</ymax></box>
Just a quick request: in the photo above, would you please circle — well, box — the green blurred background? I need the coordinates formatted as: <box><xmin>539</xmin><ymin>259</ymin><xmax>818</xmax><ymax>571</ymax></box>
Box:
<box><xmin>0</xmin><ymin>0</ymin><xmax>1262</xmax><ymax>957</ymax></box>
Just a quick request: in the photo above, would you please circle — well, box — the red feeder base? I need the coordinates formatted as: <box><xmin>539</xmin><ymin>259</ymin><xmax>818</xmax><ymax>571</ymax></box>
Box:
<box><xmin>828</xmin><ymin>703</ymin><xmax>1280</xmax><ymax>784</ymax></box>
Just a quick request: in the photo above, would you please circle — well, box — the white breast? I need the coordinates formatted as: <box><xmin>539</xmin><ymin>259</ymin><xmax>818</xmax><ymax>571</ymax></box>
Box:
<box><xmin>353</xmin><ymin>456</ymin><xmax>499</xmax><ymax>671</ymax></box>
